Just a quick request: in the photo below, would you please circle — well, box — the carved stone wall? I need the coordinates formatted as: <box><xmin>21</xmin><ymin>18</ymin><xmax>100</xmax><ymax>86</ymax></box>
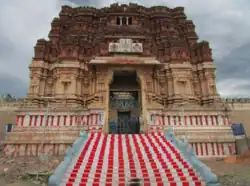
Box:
<box><xmin>141</xmin><ymin>62</ymin><xmax>217</xmax><ymax>108</ymax></box>
<box><xmin>32</xmin><ymin>5</ymin><xmax>213</xmax><ymax>62</ymax></box>
<box><xmin>22</xmin><ymin>3</ymin><xmax>220</xmax><ymax>133</ymax></box>
<box><xmin>26</xmin><ymin>61</ymin><xmax>109</xmax><ymax>109</ymax></box>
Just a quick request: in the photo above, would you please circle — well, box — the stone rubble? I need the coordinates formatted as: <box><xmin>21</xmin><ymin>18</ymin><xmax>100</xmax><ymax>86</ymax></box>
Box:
<box><xmin>0</xmin><ymin>151</ymin><xmax>63</xmax><ymax>185</ymax></box>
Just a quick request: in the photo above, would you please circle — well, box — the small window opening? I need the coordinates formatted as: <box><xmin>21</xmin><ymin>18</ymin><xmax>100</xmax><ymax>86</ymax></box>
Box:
<box><xmin>122</xmin><ymin>17</ymin><xmax>127</xmax><ymax>25</ymax></box>
<box><xmin>68</xmin><ymin>49</ymin><xmax>72</xmax><ymax>55</ymax></box>
<box><xmin>7</xmin><ymin>124</ymin><xmax>12</xmax><ymax>132</ymax></box>
<box><xmin>128</xmin><ymin>17</ymin><xmax>132</xmax><ymax>25</ymax></box>
<box><xmin>116</xmin><ymin>17</ymin><xmax>120</xmax><ymax>25</ymax></box>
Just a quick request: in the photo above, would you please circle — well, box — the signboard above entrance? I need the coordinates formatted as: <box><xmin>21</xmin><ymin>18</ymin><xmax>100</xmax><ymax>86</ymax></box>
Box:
<box><xmin>109</xmin><ymin>39</ymin><xmax>143</xmax><ymax>53</ymax></box>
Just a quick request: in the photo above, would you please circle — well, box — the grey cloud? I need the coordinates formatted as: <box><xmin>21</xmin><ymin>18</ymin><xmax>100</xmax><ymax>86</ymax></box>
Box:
<box><xmin>0</xmin><ymin>35</ymin><xmax>14</xmax><ymax>58</ymax></box>
<box><xmin>234</xmin><ymin>84</ymin><xmax>250</xmax><ymax>92</ymax></box>
<box><xmin>0</xmin><ymin>0</ymin><xmax>66</xmax><ymax>97</ymax></box>
<box><xmin>217</xmin><ymin>80</ymin><xmax>250</xmax><ymax>97</ymax></box>
<box><xmin>66</xmin><ymin>0</ymin><xmax>91</xmax><ymax>6</ymax></box>
<box><xmin>0</xmin><ymin>33</ymin><xmax>31</xmax><ymax>85</ymax></box>
<box><xmin>216</xmin><ymin>42</ymin><xmax>250</xmax><ymax>81</ymax></box>
<box><xmin>0</xmin><ymin>74</ymin><xmax>28</xmax><ymax>98</ymax></box>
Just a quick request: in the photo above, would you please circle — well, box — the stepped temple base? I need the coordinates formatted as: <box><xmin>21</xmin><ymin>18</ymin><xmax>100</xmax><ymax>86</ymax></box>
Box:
<box><xmin>4</xmin><ymin>108</ymin><xmax>236</xmax><ymax>158</ymax></box>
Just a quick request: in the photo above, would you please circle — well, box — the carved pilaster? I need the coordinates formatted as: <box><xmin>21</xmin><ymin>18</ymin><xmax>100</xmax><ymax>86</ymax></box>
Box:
<box><xmin>29</xmin><ymin>70</ymin><xmax>42</xmax><ymax>97</ymax></box>
<box><xmin>157</xmin><ymin>70</ymin><xmax>167</xmax><ymax>96</ymax></box>
<box><xmin>191</xmin><ymin>72</ymin><xmax>201</xmax><ymax>98</ymax></box>
<box><xmin>71</xmin><ymin>73</ymin><xmax>77</xmax><ymax>95</ymax></box>
<box><xmin>205</xmin><ymin>71</ymin><xmax>216</xmax><ymax>95</ymax></box>
<box><xmin>198</xmin><ymin>70</ymin><xmax>210</xmax><ymax>105</ymax></box>
<box><xmin>166</xmin><ymin>69</ymin><xmax>174</xmax><ymax>98</ymax></box>
<box><xmin>76</xmin><ymin>74</ymin><xmax>82</xmax><ymax>97</ymax></box>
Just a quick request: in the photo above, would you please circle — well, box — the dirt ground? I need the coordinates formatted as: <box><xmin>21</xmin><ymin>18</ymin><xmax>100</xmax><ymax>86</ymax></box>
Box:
<box><xmin>0</xmin><ymin>178</ymin><xmax>40</xmax><ymax>186</ymax></box>
<box><xmin>0</xmin><ymin>151</ymin><xmax>63</xmax><ymax>186</ymax></box>
<box><xmin>203</xmin><ymin>158</ymin><xmax>250</xmax><ymax>186</ymax></box>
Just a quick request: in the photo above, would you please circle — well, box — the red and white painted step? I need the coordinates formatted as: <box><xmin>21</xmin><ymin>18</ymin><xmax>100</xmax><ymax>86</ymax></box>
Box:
<box><xmin>61</xmin><ymin>133</ymin><xmax>205</xmax><ymax>186</ymax></box>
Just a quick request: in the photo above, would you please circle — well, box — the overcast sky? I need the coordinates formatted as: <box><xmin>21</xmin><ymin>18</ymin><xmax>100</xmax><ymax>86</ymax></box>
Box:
<box><xmin>0</xmin><ymin>0</ymin><xmax>250</xmax><ymax>98</ymax></box>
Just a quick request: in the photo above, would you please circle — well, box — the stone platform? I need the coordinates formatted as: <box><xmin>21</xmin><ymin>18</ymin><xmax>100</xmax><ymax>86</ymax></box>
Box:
<box><xmin>3</xmin><ymin>109</ymin><xmax>236</xmax><ymax>159</ymax></box>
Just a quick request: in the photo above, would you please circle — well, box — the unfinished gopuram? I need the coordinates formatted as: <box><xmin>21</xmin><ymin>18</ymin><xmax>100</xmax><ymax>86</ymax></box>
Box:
<box><xmin>4</xmin><ymin>3</ymin><xmax>235</xmax><ymax>158</ymax></box>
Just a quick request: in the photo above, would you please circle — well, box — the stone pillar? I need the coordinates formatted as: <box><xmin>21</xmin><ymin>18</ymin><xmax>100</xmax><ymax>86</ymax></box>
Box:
<box><xmin>69</xmin><ymin>74</ymin><xmax>77</xmax><ymax>95</ymax></box>
<box><xmin>91</xmin><ymin>76</ymin><xmax>95</xmax><ymax>94</ymax></box>
<box><xmin>54</xmin><ymin>72</ymin><xmax>62</xmax><ymax>96</ymax></box>
<box><xmin>198</xmin><ymin>71</ymin><xmax>206</xmax><ymax>98</ymax></box>
<box><xmin>104</xmin><ymin>70</ymin><xmax>113</xmax><ymax>134</ymax></box>
<box><xmin>203</xmin><ymin>76</ymin><xmax>209</xmax><ymax>97</ymax></box>
<box><xmin>76</xmin><ymin>77</ymin><xmax>81</xmax><ymax>96</ymax></box>
<box><xmin>156</xmin><ymin>75</ymin><xmax>160</xmax><ymax>95</ymax></box>
<box><xmin>153</xmin><ymin>76</ymin><xmax>157</xmax><ymax>93</ymax></box>
<box><xmin>173</xmin><ymin>78</ymin><xmax>179</xmax><ymax>95</ymax></box>
<box><xmin>166</xmin><ymin>70</ymin><xmax>174</xmax><ymax>97</ymax></box>
<box><xmin>138</xmin><ymin>70</ymin><xmax>147</xmax><ymax>133</ymax></box>
<box><xmin>94</xmin><ymin>76</ymin><xmax>97</xmax><ymax>93</ymax></box>
<box><xmin>205</xmin><ymin>71</ymin><xmax>217</xmax><ymax>100</ymax></box>
<box><xmin>32</xmin><ymin>78</ymin><xmax>40</xmax><ymax>96</ymax></box>
<box><xmin>53</xmin><ymin>77</ymin><xmax>59</xmax><ymax>96</ymax></box>
<box><xmin>38</xmin><ymin>78</ymin><xmax>44</xmax><ymax>96</ymax></box>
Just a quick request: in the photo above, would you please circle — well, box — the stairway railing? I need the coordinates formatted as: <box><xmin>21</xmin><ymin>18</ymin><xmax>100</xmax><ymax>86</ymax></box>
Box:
<box><xmin>165</xmin><ymin>126</ymin><xmax>220</xmax><ymax>186</ymax></box>
<box><xmin>48</xmin><ymin>131</ymin><xmax>88</xmax><ymax>186</ymax></box>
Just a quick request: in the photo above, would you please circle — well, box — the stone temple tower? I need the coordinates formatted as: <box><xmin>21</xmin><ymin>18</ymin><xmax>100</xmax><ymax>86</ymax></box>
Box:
<box><xmin>4</xmin><ymin>3</ymin><xmax>235</xmax><ymax>158</ymax></box>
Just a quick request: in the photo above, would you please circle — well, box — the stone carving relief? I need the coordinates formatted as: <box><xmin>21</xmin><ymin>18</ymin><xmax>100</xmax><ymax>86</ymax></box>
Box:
<box><xmin>62</xmin><ymin>82</ymin><xmax>70</xmax><ymax>93</ymax></box>
<box><xmin>171</xmin><ymin>51</ymin><xmax>183</xmax><ymax>60</ymax></box>
<box><xmin>209</xmin><ymin>84</ymin><xmax>216</xmax><ymax>95</ymax></box>
<box><xmin>100</xmin><ymin>43</ymin><xmax>109</xmax><ymax>55</ymax></box>
<box><xmin>181</xmin><ymin>51</ymin><xmax>190</xmax><ymax>60</ymax></box>
<box><xmin>108</xmin><ymin>39</ymin><xmax>143</xmax><ymax>53</ymax></box>
<box><xmin>144</xmin><ymin>74</ymin><xmax>153</xmax><ymax>92</ymax></box>
<box><xmin>109</xmin><ymin>43</ymin><xmax>119</xmax><ymax>52</ymax></box>
<box><xmin>132</xmin><ymin>43</ymin><xmax>143</xmax><ymax>53</ymax></box>
<box><xmin>169</xmin><ymin>28</ymin><xmax>179</xmax><ymax>40</ymax></box>
<box><xmin>29</xmin><ymin>76</ymin><xmax>39</xmax><ymax>94</ymax></box>
<box><xmin>178</xmin><ymin>80</ymin><xmax>187</xmax><ymax>95</ymax></box>
<box><xmin>192</xmin><ymin>81</ymin><xmax>200</xmax><ymax>97</ymax></box>
<box><xmin>61</xmin><ymin>74</ymin><xmax>72</xmax><ymax>82</ymax></box>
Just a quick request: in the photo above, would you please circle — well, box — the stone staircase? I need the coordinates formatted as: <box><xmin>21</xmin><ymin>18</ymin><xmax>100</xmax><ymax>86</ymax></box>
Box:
<box><xmin>48</xmin><ymin>132</ymin><xmax>220</xmax><ymax>186</ymax></box>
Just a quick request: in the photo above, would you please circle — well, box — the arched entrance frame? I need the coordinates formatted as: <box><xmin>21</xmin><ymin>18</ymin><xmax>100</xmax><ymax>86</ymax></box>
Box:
<box><xmin>103</xmin><ymin>66</ymin><xmax>148</xmax><ymax>134</ymax></box>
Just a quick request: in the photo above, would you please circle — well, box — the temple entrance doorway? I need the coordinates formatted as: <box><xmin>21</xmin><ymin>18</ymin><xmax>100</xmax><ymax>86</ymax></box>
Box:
<box><xmin>109</xmin><ymin>70</ymin><xmax>141</xmax><ymax>134</ymax></box>
<box><xmin>117</xmin><ymin>111</ymin><xmax>131</xmax><ymax>134</ymax></box>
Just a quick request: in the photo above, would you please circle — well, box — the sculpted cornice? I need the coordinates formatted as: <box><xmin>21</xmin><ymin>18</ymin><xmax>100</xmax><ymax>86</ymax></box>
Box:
<box><xmin>168</xmin><ymin>62</ymin><xmax>192</xmax><ymax>69</ymax></box>
<box><xmin>197</xmin><ymin>62</ymin><xmax>215</xmax><ymax>70</ymax></box>
<box><xmin>50</xmin><ymin>60</ymin><xmax>87</xmax><ymax>70</ymax></box>
<box><xmin>204</xmin><ymin>72</ymin><xmax>216</xmax><ymax>79</ymax></box>
<box><xmin>29</xmin><ymin>60</ymin><xmax>49</xmax><ymax>69</ymax></box>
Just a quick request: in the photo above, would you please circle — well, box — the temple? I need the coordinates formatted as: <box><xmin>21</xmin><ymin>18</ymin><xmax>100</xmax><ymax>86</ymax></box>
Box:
<box><xmin>4</xmin><ymin>3</ymin><xmax>235</xmax><ymax>158</ymax></box>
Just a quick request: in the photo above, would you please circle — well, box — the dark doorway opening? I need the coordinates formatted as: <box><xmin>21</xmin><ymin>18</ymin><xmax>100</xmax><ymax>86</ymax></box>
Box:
<box><xmin>117</xmin><ymin>111</ymin><xmax>130</xmax><ymax>134</ymax></box>
<box><xmin>117</xmin><ymin>111</ymin><xmax>140</xmax><ymax>134</ymax></box>
<box><xmin>109</xmin><ymin>71</ymin><xmax>141</xmax><ymax>134</ymax></box>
